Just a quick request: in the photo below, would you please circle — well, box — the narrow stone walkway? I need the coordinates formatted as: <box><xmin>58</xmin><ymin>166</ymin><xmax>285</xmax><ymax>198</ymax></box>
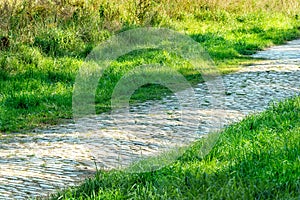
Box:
<box><xmin>0</xmin><ymin>40</ymin><xmax>299</xmax><ymax>199</ymax></box>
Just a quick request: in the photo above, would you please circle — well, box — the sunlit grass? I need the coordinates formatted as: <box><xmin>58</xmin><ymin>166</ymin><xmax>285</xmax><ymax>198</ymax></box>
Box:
<box><xmin>0</xmin><ymin>0</ymin><xmax>299</xmax><ymax>199</ymax></box>
<box><xmin>0</xmin><ymin>0</ymin><xmax>299</xmax><ymax>132</ymax></box>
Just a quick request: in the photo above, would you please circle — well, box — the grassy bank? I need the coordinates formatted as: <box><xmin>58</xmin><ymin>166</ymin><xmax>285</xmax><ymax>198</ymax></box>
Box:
<box><xmin>0</xmin><ymin>0</ymin><xmax>300</xmax><ymax>132</ymax></box>
<box><xmin>51</xmin><ymin>96</ymin><xmax>300</xmax><ymax>199</ymax></box>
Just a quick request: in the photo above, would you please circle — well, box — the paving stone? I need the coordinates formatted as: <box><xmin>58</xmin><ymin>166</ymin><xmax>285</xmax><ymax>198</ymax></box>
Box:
<box><xmin>0</xmin><ymin>39</ymin><xmax>299</xmax><ymax>199</ymax></box>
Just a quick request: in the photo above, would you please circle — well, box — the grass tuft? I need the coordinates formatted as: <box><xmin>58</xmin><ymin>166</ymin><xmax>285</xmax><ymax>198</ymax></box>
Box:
<box><xmin>50</xmin><ymin>97</ymin><xmax>300</xmax><ymax>199</ymax></box>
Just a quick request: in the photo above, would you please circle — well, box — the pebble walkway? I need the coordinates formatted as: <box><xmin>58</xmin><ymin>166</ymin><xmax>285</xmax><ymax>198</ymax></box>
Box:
<box><xmin>0</xmin><ymin>39</ymin><xmax>299</xmax><ymax>199</ymax></box>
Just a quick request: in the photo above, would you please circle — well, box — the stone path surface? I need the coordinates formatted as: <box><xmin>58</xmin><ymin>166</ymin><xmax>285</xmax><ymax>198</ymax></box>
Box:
<box><xmin>0</xmin><ymin>39</ymin><xmax>300</xmax><ymax>199</ymax></box>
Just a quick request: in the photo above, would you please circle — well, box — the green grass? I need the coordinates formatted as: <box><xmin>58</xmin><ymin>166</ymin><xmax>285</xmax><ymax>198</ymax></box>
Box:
<box><xmin>0</xmin><ymin>1</ymin><xmax>299</xmax><ymax>198</ymax></box>
<box><xmin>0</xmin><ymin>0</ymin><xmax>300</xmax><ymax>132</ymax></box>
<box><xmin>50</xmin><ymin>96</ymin><xmax>300</xmax><ymax>199</ymax></box>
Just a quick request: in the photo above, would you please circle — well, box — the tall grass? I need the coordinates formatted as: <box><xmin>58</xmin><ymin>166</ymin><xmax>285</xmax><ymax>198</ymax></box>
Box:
<box><xmin>1</xmin><ymin>0</ymin><xmax>300</xmax><ymax>46</ymax></box>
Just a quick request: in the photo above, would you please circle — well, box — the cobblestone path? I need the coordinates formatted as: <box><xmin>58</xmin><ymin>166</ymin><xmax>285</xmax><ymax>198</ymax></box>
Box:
<box><xmin>0</xmin><ymin>40</ymin><xmax>299</xmax><ymax>199</ymax></box>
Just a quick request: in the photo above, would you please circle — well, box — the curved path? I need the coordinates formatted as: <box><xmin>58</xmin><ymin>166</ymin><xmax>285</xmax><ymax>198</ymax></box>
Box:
<box><xmin>0</xmin><ymin>40</ymin><xmax>299</xmax><ymax>199</ymax></box>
